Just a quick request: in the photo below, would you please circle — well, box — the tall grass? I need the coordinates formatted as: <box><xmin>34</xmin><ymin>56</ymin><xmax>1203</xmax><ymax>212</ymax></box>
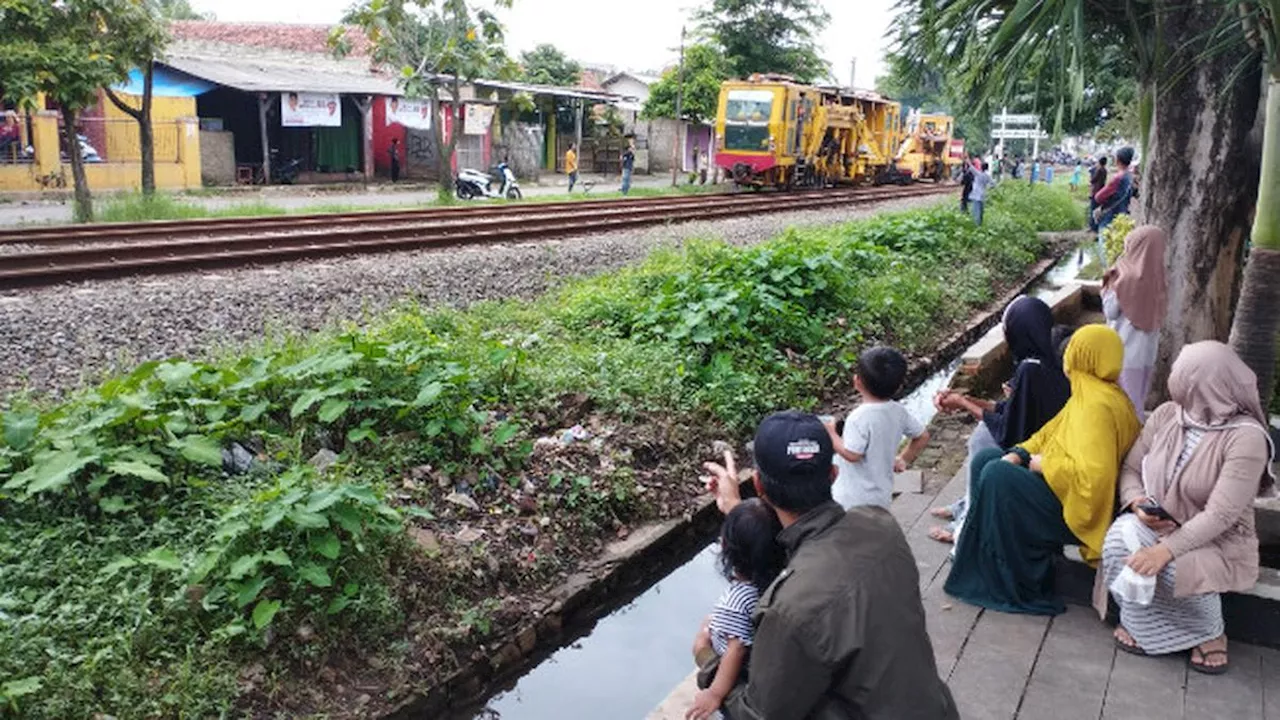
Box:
<box><xmin>97</xmin><ymin>193</ymin><xmax>288</xmax><ymax>223</ymax></box>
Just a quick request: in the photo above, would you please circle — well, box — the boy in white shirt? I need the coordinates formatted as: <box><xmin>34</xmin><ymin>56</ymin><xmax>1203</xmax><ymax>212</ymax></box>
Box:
<box><xmin>823</xmin><ymin>347</ymin><xmax>931</xmax><ymax>509</ymax></box>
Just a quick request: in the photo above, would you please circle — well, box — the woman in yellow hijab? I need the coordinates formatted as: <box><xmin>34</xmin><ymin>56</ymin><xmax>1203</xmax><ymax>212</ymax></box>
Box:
<box><xmin>945</xmin><ymin>325</ymin><xmax>1141</xmax><ymax>615</ymax></box>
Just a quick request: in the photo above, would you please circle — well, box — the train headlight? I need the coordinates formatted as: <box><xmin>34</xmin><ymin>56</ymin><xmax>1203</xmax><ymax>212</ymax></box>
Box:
<box><xmin>768</xmin><ymin>136</ymin><xmax>776</xmax><ymax>152</ymax></box>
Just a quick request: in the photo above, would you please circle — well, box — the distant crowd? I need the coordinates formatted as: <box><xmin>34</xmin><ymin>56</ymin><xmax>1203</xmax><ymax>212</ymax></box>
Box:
<box><xmin>681</xmin><ymin>217</ymin><xmax>1275</xmax><ymax>719</ymax></box>
<box><xmin>957</xmin><ymin>145</ymin><xmax>1139</xmax><ymax>242</ymax></box>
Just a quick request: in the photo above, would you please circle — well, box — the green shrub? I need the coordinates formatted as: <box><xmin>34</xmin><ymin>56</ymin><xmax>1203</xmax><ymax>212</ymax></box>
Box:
<box><xmin>986</xmin><ymin>180</ymin><xmax>1086</xmax><ymax>232</ymax></box>
<box><xmin>1101</xmin><ymin>213</ymin><xmax>1137</xmax><ymax>265</ymax></box>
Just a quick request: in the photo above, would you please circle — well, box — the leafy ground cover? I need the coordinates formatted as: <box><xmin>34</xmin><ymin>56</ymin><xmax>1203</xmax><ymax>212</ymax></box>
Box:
<box><xmin>0</xmin><ymin>183</ymin><xmax>1081</xmax><ymax>717</ymax></box>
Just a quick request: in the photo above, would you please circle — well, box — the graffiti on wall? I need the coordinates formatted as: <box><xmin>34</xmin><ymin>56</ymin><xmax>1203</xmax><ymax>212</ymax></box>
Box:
<box><xmin>405</xmin><ymin>128</ymin><xmax>440</xmax><ymax>178</ymax></box>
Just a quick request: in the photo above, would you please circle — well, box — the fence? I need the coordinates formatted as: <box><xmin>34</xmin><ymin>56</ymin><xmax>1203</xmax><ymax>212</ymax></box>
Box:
<box><xmin>60</xmin><ymin>116</ymin><xmax>184</xmax><ymax>165</ymax></box>
<box><xmin>552</xmin><ymin>133</ymin><xmax>647</xmax><ymax>176</ymax></box>
<box><xmin>0</xmin><ymin>110</ymin><xmax>200</xmax><ymax>193</ymax></box>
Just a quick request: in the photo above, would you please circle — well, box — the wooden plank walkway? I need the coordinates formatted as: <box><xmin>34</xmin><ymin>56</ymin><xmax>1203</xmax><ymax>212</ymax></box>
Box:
<box><xmin>649</xmin><ymin>466</ymin><xmax>1280</xmax><ymax>720</ymax></box>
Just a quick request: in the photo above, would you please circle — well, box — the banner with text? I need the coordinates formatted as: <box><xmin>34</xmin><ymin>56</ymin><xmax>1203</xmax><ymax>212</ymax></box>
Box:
<box><xmin>281</xmin><ymin>92</ymin><xmax>342</xmax><ymax>127</ymax></box>
<box><xmin>464</xmin><ymin>104</ymin><xmax>495</xmax><ymax>135</ymax></box>
<box><xmin>385</xmin><ymin>96</ymin><xmax>433</xmax><ymax>130</ymax></box>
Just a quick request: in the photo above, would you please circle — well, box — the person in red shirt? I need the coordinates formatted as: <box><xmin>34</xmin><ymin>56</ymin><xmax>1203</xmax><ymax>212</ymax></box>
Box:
<box><xmin>1093</xmin><ymin>147</ymin><xmax>1135</xmax><ymax>228</ymax></box>
<box><xmin>0</xmin><ymin>112</ymin><xmax>21</xmax><ymax>159</ymax></box>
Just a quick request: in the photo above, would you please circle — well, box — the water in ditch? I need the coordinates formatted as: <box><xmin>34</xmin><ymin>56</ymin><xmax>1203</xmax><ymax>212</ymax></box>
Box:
<box><xmin>472</xmin><ymin>249</ymin><xmax>1088</xmax><ymax>719</ymax></box>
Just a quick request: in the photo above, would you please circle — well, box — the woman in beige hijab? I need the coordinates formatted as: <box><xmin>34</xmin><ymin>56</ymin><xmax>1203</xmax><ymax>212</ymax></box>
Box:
<box><xmin>1095</xmin><ymin>341</ymin><xmax>1275</xmax><ymax>674</ymax></box>
<box><xmin>1102</xmin><ymin>225</ymin><xmax>1169</xmax><ymax>420</ymax></box>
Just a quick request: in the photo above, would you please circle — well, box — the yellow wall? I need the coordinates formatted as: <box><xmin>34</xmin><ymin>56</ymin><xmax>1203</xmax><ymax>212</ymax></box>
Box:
<box><xmin>0</xmin><ymin>166</ymin><xmax>41</xmax><ymax>192</ymax></box>
<box><xmin>1</xmin><ymin>101</ymin><xmax>201</xmax><ymax>193</ymax></box>
<box><xmin>83</xmin><ymin>161</ymin><xmax>193</xmax><ymax>191</ymax></box>
<box><xmin>100</xmin><ymin>93</ymin><xmax>195</xmax><ymax>163</ymax></box>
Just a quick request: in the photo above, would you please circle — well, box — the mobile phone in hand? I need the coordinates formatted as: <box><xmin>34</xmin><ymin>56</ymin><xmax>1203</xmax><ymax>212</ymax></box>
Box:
<box><xmin>1136</xmin><ymin>500</ymin><xmax>1180</xmax><ymax>526</ymax></box>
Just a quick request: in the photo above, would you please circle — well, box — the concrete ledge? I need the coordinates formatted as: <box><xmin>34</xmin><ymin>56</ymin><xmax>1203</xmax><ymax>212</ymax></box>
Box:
<box><xmin>1057</xmin><ymin>549</ymin><xmax>1280</xmax><ymax>650</ymax></box>
<box><xmin>647</xmin><ymin>671</ymin><xmax>699</xmax><ymax>720</ymax></box>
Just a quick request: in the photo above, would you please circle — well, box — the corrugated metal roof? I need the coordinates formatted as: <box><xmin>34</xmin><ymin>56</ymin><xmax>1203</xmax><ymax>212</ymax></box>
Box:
<box><xmin>162</xmin><ymin>41</ymin><xmax>400</xmax><ymax>95</ymax></box>
<box><xmin>472</xmin><ymin>77</ymin><xmax>633</xmax><ymax>103</ymax></box>
<box><xmin>163</xmin><ymin>55</ymin><xmax>400</xmax><ymax>95</ymax></box>
<box><xmin>161</xmin><ymin>40</ymin><xmax>635</xmax><ymax>103</ymax></box>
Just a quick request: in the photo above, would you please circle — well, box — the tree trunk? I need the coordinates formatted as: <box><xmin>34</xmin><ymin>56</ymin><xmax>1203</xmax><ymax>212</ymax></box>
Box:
<box><xmin>441</xmin><ymin>82</ymin><xmax>463</xmax><ymax>202</ymax></box>
<box><xmin>1141</xmin><ymin>0</ymin><xmax>1263</xmax><ymax>404</ymax></box>
<box><xmin>1228</xmin><ymin>75</ymin><xmax>1280</xmax><ymax>411</ymax></box>
<box><xmin>430</xmin><ymin>88</ymin><xmax>451</xmax><ymax>202</ymax></box>
<box><xmin>104</xmin><ymin>61</ymin><xmax>156</xmax><ymax>196</ymax></box>
<box><xmin>139</xmin><ymin>62</ymin><xmax>155</xmax><ymax>196</ymax></box>
<box><xmin>61</xmin><ymin>108</ymin><xmax>93</xmax><ymax>223</ymax></box>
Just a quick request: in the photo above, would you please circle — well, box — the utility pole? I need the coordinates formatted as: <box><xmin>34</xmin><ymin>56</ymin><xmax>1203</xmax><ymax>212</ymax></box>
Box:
<box><xmin>997</xmin><ymin>105</ymin><xmax>1007</xmax><ymax>160</ymax></box>
<box><xmin>672</xmin><ymin>25</ymin><xmax>685</xmax><ymax>187</ymax></box>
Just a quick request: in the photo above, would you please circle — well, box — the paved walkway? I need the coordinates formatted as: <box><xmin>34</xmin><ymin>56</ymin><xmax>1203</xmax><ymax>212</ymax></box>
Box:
<box><xmin>0</xmin><ymin>173</ymin><xmax>696</xmax><ymax>226</ymax></box>
<box><xmin>650</xmin><ymin>465</ymin><xmax>1280</xmax><ymax>720</ymax></box>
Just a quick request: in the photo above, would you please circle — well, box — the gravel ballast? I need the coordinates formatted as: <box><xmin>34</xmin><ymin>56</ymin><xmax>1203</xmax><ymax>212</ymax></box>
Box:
<box><xmin>0</xmin><ymin>196</ymin><xmax>944</xmax><ymax>398</ymax></box>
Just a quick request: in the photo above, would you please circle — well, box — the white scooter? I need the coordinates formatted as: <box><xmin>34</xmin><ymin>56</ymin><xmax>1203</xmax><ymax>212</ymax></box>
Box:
<box><xmin>455</xmin><ymin>162</ymin><xmax>522</xmax><ymax>200</ymax></box>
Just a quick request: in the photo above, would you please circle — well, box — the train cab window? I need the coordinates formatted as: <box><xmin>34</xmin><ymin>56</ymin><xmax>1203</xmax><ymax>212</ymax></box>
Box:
<box><xmin>724</xmin><ymin>89</ymin><xmax>774</xmax><ymax>151</ymax></box>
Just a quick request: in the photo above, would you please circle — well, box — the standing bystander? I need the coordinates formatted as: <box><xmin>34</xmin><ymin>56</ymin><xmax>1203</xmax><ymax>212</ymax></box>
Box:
<box><xmin>620</xmin><ymin>138</ymin><xmax>636</xmax><ymax>195</ymax></box>
<box><xmin>1093</xmin><ymin>147</ymin><xmax>1136</xmax><ymax>253</ymax></box>
<box><xmin>388</xmin><ymin>138</ymin><xmax>401</xmax><ymax>183</ymax></box>
<box><xmin>969</xmin><ymin>160</ymin><xmax>993</xmax><ymax>226</ymax></box>
<box><xmin>1088</xmin><ymin>156</ymin><xmax>1108</xmax><ymax>231</ymax></box>
<box><xmin>565</xmin><ymin>142</ymin><xmax>579</xmax><ymax>193</ymax></box>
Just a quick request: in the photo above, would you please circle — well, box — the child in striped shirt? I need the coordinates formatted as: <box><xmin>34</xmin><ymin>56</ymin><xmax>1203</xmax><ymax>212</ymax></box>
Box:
<box><xmin>687</xmin><ymin>498</ymin><xmax>786</xmax><ymax>720</ymax></box>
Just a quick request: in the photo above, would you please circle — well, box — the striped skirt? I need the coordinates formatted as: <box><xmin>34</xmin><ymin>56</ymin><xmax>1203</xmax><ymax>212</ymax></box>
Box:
<box><xmin>1100</xmin><ymin>514</ymin><xmax>1224</xmax><ymax>654</ymax></box>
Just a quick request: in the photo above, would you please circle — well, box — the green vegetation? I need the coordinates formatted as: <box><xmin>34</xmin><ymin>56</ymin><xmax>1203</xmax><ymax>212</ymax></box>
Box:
<box><xmin>696</xmin><ymin>0</ymin><xmax>830</xmax><ymax>84</ymax></box>
<box><xmin>0</xmin><ymin>183</ymin><xmax>1080</xmax><ymax>716</ymax></box>
<box><xmin>518</xmin><ymin>43</ymin><xmax>582</xmax><ymax>87</ymax></box>
<box><xmin>97</xmin><ymin>194</ymin><xmax>292</xmax><ymax>223</ymax></box>
<box><xmin>1100</xmin><ymin>213</ymin><xmax>1137</xmax><ymax>265</ymax></box>
<box><xmin>643</xmin><ymin>43</ymin><xmax>732</xmax><ymax>124</ymax></box>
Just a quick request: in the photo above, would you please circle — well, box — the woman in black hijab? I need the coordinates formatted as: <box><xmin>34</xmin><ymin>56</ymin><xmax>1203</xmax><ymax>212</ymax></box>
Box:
<box><xmin>930</xmin><ymin>295</ymin><xmax>1072</xmax><ymax>543</ymax></box>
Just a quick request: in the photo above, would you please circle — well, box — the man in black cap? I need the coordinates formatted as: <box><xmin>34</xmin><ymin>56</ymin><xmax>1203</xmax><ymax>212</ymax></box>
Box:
<box><xmin>697</xmin><ymin>410</ymin><xmax>957</xmax><ymax>720</ymax></box>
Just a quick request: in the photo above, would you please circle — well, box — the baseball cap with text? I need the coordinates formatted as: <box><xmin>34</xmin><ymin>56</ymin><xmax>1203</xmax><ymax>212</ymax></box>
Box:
<box><xmin>753</xmin><ymin>411</ymin><xmax>834</xmax><ymax>484</ymax></box>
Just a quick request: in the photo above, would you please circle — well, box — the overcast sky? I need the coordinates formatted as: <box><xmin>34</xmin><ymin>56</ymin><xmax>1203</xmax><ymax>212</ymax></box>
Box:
<box><xmin>188</xmin><ymin>0</ymin><xmax>895</xmax><ymax>88</ymax></box>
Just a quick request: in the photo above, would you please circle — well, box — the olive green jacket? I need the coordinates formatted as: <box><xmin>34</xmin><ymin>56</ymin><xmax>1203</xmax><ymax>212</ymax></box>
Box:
<box><xmin>703</xmin><ymin>502</ymin><xmax>958</xmax><ymax>720</ymax></box>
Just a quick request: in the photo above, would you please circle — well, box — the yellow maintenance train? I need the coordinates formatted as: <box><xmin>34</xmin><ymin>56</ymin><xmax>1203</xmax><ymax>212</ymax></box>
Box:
<box><xmin>714</xmin><ymin>74</ymin><xmax>961</xmax><ymax>188</ymax></box>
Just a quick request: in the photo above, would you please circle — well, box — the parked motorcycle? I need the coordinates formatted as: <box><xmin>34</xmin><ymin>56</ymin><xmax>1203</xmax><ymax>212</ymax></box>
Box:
<box><xmin>455</xmin><ymin>162</ymin><xmax>521</xmax><ymax>200</ymax></box>
<box><xmin>256</xmin><ymin>149</ymin><xmax>301</xmax><ymax>185</ymax></box>
<box><xmin>59</xmin><ymin>134</ymin><xmax>101</xmax><ymax>163</ymax></box>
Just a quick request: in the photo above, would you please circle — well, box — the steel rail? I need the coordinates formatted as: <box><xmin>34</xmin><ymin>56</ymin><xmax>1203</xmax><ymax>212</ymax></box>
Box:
<box><xmin>0</xmin><ymin>184</ymin><xmax>950</xmax><ymax>289</ymax></box>
<box><xmin>0</xmin><ymin>192</ymin><xmax>753</xmax><ymax>246</ymax></box>
<box><xmin>0</xmin><ymin>185</ymin><xmax>948</xmax><ymax>247</ymax></box>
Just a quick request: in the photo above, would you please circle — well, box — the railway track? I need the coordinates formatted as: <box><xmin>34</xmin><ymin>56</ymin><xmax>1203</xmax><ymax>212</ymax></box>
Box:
<box><xmin>0</xmin><ymin>184</ymin><xmax>951</xmax><ymax>290</ymax></box>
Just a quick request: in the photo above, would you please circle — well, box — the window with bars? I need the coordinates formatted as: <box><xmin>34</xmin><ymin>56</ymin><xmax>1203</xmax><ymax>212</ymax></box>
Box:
<box><xmin>456</xmin><ymin>134</ymin><xmax>485</xmax><ymax>171</ymax></box>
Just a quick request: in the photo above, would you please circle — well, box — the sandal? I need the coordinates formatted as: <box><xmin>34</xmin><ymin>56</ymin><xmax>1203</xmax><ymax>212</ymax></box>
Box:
<box><xmin>930</xmin><ymin>507</ymin><xmax>954</xmax><ymax>520</ymax></box>
<box><xmin>1113</xmin><ymin>627</ymin><xmax>1146</xmax><ymax>656</ymax></box>
<box><xmin>1189</xmin><ymin>647</ymin><xmax>1229</xmax><ymax>675</ymax></box>
<box><xmin>928</xmin><ymin>526</ymin><xmax>955</xmax><ymax>544</ymax></box>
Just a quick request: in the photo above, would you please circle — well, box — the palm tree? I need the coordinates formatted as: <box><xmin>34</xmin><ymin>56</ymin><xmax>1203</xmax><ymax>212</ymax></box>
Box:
<box><xmin>892</xmin><ymin>0</ymin><xmax>1270</xmax><ymax>405</ymax></box>
<box><xmin>1227</xmin><ymin>1</ymin><xmax>1279</xmax><ymax>409</ymax></box>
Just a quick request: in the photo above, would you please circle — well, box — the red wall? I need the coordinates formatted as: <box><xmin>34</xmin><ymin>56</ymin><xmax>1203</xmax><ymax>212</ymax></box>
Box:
<box><xmin>372</xmin><ymin>98</ymin><xmax>492</xmax><ymax>178</ymax></box>
<box><xmin>371</xmin><ymin>96</ymin><xmax>406</xmax><ymax>177</ymax></box>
